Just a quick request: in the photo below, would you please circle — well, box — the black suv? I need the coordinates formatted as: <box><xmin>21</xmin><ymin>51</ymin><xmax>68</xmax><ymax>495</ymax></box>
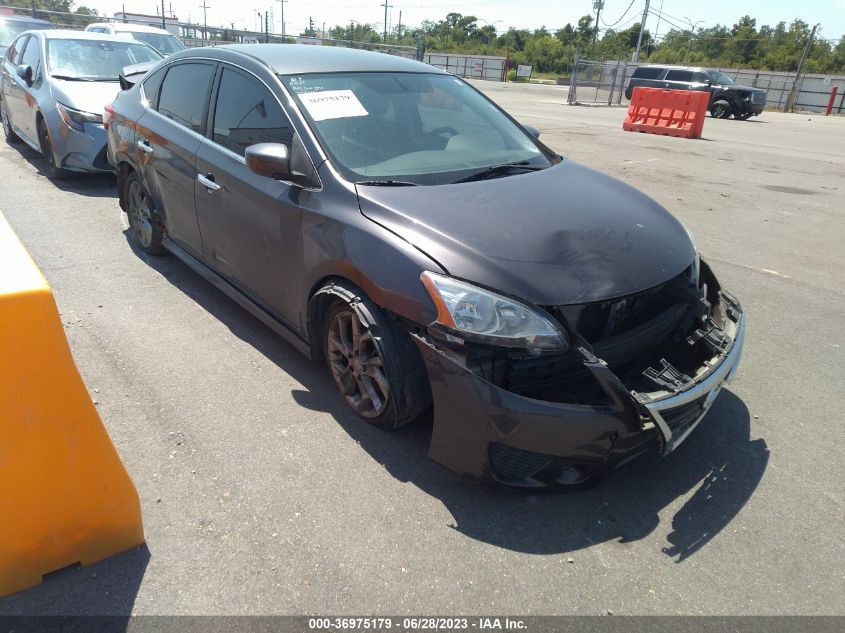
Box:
<box><xmin>625</xmin><ymin>65</ymin><xmax>767</xmax><ymax>120</ymax></box>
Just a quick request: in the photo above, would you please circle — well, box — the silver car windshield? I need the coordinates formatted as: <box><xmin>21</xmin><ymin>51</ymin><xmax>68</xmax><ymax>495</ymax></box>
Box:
<box><xmin>47</xmin><ymin>38</ymin><xmax>162</xmax><ymax>81</ymax></box>
<box><xmin>122</xmin><ymin>31</ymin><xmax>185</xmax><ymax>55</ymax></box>
<box><xmin>283</xmin><ymin>72</ymin><xmax>552</xmax><ymax>185</ymax></box>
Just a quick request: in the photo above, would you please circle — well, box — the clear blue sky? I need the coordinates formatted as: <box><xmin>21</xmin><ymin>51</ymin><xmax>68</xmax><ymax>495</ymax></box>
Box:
<box><xmin>88</xmin><ymin>0</ymin><xmax>845</xmax><ymax>42</ymax></box>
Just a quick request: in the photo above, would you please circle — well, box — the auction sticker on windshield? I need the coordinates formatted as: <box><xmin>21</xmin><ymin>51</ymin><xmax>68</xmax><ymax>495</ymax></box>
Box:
<box><xmin>298</xmin><ymin>90</ymin><xmax>369</xmax><ymax>121</ymax></box>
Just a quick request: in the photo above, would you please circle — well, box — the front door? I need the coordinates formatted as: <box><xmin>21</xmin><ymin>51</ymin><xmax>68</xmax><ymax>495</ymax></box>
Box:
<box><xmin>193</xmin><ymin>65</ymin><xmax>304</xmax><ymax>330</ymax></box>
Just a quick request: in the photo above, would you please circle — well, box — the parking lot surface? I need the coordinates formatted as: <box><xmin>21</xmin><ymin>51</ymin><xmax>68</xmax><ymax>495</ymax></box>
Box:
<box><xmin>0</xmin><ymin>80</ymin><xmax>843</xmax><ymax>616</ymax></box>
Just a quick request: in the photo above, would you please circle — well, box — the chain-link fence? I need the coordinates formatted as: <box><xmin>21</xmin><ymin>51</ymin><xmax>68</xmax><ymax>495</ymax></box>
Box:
<box><xmin>566</xmin><ymin>55</ymin><xmax>629</xmax><ymax>106</ymax></box>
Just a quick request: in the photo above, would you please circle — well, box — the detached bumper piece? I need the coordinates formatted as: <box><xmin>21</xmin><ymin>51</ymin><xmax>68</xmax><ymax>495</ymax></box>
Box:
<box><xmin>414</xmin><ymin>260</ymin><xmax>744</xmax><ymax>487</ymax></box>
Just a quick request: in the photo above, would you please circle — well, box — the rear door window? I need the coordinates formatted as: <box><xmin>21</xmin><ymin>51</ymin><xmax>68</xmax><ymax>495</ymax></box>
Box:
<box><xmin>632</xmin><ymin>67</ymin><xmax>663</xmax><ymax>79</ymax></box>
<box><xmin>210</xmin><ymin>67</ymin><xmax>293</xmax><ymax>156</ymax></box>
<box><xmin>156</xmin><ymin>62</ymin><xmax>215</xmax><ymax>133</ymax></box>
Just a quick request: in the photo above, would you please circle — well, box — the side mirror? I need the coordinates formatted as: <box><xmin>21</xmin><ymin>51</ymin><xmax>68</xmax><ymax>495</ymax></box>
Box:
<box><xmin>704</xmin><ymin>79</ymin><xmax>713</xmax><ymax>87</ymax></box>
<box><xmin>16</xmin><ymin>65</ymin><xmax>33</xmax><ymax>84</ymax></box>
<box><xmin>523</xmin><ymin>124</ymin><xmax>541</xmax><ymax>139</ymax></box>
<box><xmin>245</xmin><ymin>138</ymin><xmax>317</xmax><ymax>188</ymax></box>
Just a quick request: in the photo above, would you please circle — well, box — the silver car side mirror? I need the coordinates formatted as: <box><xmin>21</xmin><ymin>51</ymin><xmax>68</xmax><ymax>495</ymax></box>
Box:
<box><xmin>523</xmin><ymin>124</ymin><xmax>541</xmax><ymax>139</ymax></box>
<box><xmin>16</xmin><ymin>65</ymin><xmax>33</xmax><ymax>84</ymax></box>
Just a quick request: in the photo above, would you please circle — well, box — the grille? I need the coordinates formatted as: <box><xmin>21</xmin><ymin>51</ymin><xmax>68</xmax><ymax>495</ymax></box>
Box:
<box><xmin>658</xmin><ymin>394</ymin><xmax>709</xmax><ymax>436</ymax></box>
<box><xmin>488</xmin><ymin>443</ymin><xmax>553</xmax><ymax>484</ymax></box>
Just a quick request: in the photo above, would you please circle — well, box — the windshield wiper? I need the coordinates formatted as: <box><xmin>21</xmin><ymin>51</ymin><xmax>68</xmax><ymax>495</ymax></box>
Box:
<box><xmin>453</xmin><ymin>162</ymin><xmax>546</xmax><ymax>184</ymax></box>
<box><xmin>356</xmin><ymin>180</ymin><xmax>419</xmax><ymax>187</ymax></box>
<box><xmin>51</xmin><ymin>75</ymin><xmax>96</xmax><ymax>82</ymax></box>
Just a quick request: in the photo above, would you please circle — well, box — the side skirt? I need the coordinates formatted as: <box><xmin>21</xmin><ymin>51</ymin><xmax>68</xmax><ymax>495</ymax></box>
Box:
<box><xmin>162</xmin><ymin>236</ymin><xmax>313</xmax><ymax>359</ymax></box>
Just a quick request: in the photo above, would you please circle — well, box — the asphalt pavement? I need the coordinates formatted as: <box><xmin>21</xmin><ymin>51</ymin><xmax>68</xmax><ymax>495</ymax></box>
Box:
<box><xmin>0</xmin><ymin>80</ymin><xmax>842</xmax><ymax>616</ymax></box>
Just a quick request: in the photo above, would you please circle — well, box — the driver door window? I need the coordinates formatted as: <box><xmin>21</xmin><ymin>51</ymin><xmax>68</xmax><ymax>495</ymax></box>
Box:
<box><xmin>211</xmin><ymin>68</ymin><xmax>293</xmax><ymax>156</ymax></box>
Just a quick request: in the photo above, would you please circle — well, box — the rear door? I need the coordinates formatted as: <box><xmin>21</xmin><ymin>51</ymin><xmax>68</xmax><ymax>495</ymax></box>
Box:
<box><xmin>193</xmin><ymin>64</ymin><xmax>304</xmax><ymax>327</ymax></box>
<box><xmin>135</xmin><ymin>60</ymin><xmax>216</xmax><ymax>258</ymax></box>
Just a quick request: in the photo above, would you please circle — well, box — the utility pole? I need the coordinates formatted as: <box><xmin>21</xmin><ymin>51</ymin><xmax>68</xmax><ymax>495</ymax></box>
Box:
<box><xmin>161</xmin><ymin>0</ymin><xmax>166</xmax><ymax>30</ymax></box>
<box><xmin>397</xmin><ymin>10</ymin><xmax>402</xmax><ymax>40</ymax></box>
<box><xmin>278</xmin><ymin>0</ymin><xmax>287</xmax><ymax>38</ymax></box>
<box><xmin>349</xmin><ymin>20</ymin><xmax>354</xmax><ymax>46</ymax></box>
<box><xmin>199</xmin><ymin>1</ymin><xmax>210</xmax><ymax>41</ymax></box>
<box><xmin>380</xmin><ymin>1</ymin><xmax>392</xmax><ymax>43</ymax></box>
<box><xmin>591</xmin><ymin>0</ymin><xmax>603</xmax><ymax>58</ymax></box>
<box><xmin>265</xmin><ymin>12</ymin><xmax>269</xmax><ymax>43</ymax></box>
<box><xmin>633</xmin><ymin>0</ymin><xmax>650</xmax><ymax>62</ymax></box>
<box><xmin>30</xmin><ymin>1</ymin><xmax>36</xmax><ymax>18</ymax></box>
<box><xmin>786</xmin><ymin>23</ymin><xmax>819</xmax><ymax>112</ymax></box>
<box><xmin>308</xmin><ymin>16</ymin><xmax>314</xmax><ymax>38</ymax></box>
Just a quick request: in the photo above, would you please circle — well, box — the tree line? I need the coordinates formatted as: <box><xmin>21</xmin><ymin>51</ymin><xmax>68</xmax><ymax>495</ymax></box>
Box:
<box><xmin>332</xmin><ymin>12</ymin><xmax>845</xmax><ymax>76</ymax></box>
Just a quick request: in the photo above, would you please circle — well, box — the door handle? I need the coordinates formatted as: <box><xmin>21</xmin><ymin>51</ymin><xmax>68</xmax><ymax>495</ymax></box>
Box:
<box><xmin>197</xmin><ymin>173</ymin><xmax>221</xmax><ymax>191</ymax></box>
<box><xmin>136</xmin><ymin>139</ymin><xmax>153</xmax><ymax>154</ymax></box>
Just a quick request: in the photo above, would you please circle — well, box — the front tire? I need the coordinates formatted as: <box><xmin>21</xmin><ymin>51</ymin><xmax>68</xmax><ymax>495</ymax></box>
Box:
<box><xmin>1</xmin><ymin>99</ymin><xmax>21</xmax><ymax>144</ymax></box>
<box><xmin>124</xmin><ymin>171</ymin><xmax>165</xmax><ymax>255</ymax></box>
<box><xmin>710</xmin><ymin>100</ymin><xmax>732</xmax><ymax>119</ymax></box>
<box><xmin>321</xmin><ymin>282</ymin><xmax>431</xmax><ymax>429</ymax></box>
<box><xmin>37</xmin><ymin>118</ymin><xmax>71</xmax><ymax>180</ymax></box>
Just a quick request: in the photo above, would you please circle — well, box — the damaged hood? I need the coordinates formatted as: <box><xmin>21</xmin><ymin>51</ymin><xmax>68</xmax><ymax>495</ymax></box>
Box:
<box><xmin>356</xmin><ymin>160</ymin><xmax>695</xmax><ymax>306</ymax></box>
<box><xmin>49</xmin><ymin>78</ymin><xmax>121</xmax><ymax>117</ymax></box>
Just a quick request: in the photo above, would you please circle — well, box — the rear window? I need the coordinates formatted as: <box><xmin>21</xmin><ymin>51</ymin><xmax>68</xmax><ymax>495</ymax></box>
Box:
<box><xmin>632</xmin><ymin>67</ymin><xmax>663</xmax><ymax>80</ymax></box>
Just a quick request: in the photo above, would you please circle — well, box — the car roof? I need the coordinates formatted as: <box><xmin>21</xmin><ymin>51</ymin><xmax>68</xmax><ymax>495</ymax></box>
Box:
<box><xmin>0</xmin><ymin>15</ymin><xmax>52</xmax><ymax>25</ymax></box>
<box><xmin>636</xmin><ymin>64</ymin><xmax>709</xmax><ymax>72</ymax></box>
<box><xmin>36</xmin><ymin>29</ymin><xmax>152</xmax><ymax>42</ymax></box>
<box><xmin>87</xmin><ymin>22</ymin><xmax>174</xmax><ymax>34</ymax></box>
<box><xmin>172</xmin><ymin>44</ymin><xmax>445</xmax><ymax>76</ymax></box>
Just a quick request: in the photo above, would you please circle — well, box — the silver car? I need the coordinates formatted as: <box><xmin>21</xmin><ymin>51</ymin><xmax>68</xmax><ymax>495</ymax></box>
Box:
<box><xmin>0</xmin><ymin>30</ymin><xmax>162</xmax><ymax>178</ymax></box>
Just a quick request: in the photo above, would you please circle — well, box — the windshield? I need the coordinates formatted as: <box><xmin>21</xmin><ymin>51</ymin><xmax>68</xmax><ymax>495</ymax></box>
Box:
<box><xmin>0</xmin><ymin>19</ymin><xmax>48</xmax><ymax>47</ymax></box>
<box><xmin>707</xmin><ymin>70</ymin><xmax>734</xmax><ymax>85</ymax></box>
<box><xmin>47</xmin><ymin>38</ymin><xmax>162</xmax><ymax>81</ymax></box>
<box><xmin>121</xmin><ymin>30</ymin><xmax>185</xmax><ymax>55</ymax></box>
<box><xmin>282</xmin><ymin>72</ymin><xmax>555</xmax><ymax>185</ymax></box>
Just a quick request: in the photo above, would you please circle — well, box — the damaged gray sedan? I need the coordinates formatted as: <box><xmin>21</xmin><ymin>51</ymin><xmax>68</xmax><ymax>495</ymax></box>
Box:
<box><xmin>106</xmin><ymin>46</ymin><xmax>744</xmax><ymax>487</ymax></box>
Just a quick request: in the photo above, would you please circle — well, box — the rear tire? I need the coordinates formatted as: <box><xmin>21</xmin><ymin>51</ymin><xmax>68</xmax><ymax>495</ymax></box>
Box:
<box><xmin>124</xmin><ymin>170</ymin><xmax>165</xmax><ymax>255</ymax></box>
<box><xmin>321</xmin><ymin>282</ymin><xmax>431</xmax><ymax>430</ymax></box>
<box><xmin>710</xmin><ymin>100</ymin><xmax>732</xmax><ymax>119</ymax></box>
<box><xmin>1</xmin><ymin>99</ymin><xmax>21</xmax><ymax>144</ymax></box>
<box><xmin>38</xmin><ymin>118</ymin><xmax>71</xmax><ymax>180</ymax></box>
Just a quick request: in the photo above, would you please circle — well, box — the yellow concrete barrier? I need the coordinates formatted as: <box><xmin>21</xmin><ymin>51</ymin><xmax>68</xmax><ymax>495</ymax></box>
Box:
<box><xmin>0</xmin><ymin>212</ymin><xmax>144</xmax><ymax>597</ymax></box>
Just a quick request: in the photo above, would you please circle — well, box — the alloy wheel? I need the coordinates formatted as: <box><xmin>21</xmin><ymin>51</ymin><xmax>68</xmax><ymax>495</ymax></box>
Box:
<box><xmin>127</xmin><ymin>179</ymin><xmax>155</xmax><ymax>249</ymax></box>
<box><xmin>327</xmin><ymin>309</ymin><xmax>390</xmax><ymax>418</ymax></box>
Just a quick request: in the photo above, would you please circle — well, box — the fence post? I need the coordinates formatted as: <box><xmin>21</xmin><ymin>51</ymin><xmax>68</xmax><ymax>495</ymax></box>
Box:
<box><xmin>568</xmin><ymin>50</ymin><xmax>580</xmax><ymax>105</ymax></box>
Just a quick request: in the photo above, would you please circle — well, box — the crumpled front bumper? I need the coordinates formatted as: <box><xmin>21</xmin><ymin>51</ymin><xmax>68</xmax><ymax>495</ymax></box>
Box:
<box><xmin>413</xmin><ymin>290</ymin><xmax>745</xmax><ymax>487</ymax></box>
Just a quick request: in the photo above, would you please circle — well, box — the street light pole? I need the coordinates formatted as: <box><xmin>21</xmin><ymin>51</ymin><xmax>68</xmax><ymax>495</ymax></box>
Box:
<box><xmin>591</xmin><ymin>0</ymin><xmax>603</xmax><ymax>58</ymax></box>
<box><xmin>161</xmin><ymin>0</ymin><xmax>166</xmax><ymax>30</ymax></box>
<box><xmin>279</xmin><ymin>0</ymin><xmax>287</xmax><ymax>38</ymax></box>
<box><xmin>683</xmin><ymin>18</ymin><xmax>704</xmax><ymax>64</ymax></box>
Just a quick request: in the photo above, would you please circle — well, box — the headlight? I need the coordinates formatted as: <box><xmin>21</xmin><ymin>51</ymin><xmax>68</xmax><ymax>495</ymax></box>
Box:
<box><xmin>420</xmin><ymin>271</ymin><xmax>569</xmax><ymax>352</ymax></box>
<box><xmin>682</xmin><ymin>223</ymin><xmax>700</xmax><ymax>286</ymax></box>
<box><xmin>56</xmin><ymin>102</ymin><xmax>103</xmax><ymax>132</ymax></box>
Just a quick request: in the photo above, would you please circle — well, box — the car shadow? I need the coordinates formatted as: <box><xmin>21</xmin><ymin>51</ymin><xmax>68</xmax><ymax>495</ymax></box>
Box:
<box><xmin>13</xmin><ymin>142</ymin><xmax>117</xmax><ymax>198</ymax></box>
<box><xmin>0</xmin><ymin>544</ymin><xmax>149</xmax><ymax>620</ymax></box>
<box><xmin>129</xmin><ymin>235</ymin><xmax>769</xmax><ymax>562</ymax></box>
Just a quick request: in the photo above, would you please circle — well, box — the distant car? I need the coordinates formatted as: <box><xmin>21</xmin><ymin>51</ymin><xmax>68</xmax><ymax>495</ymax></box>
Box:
<box><xmin>105</xmin><ymin>45</ymin><xmax>745</xmax><ymax>488</ymax></box>
<box><xmin>625</xmin><ymin>65</ymin><xmax>767</xmax><ymax>120</ymax></box>
<box><xmin>0</xmin><ymin>30</ymin><xmax>163</xmax><ymax>178</ymax></box>
<box><xmin>0</xmin><ymin>14</ymin><xmax>52</xmax><ymax>59</ymax></box>
<box><xmin>85</xmin><ymin>22</ymin><xmax>185</xmax><ymax>56</ymax></box>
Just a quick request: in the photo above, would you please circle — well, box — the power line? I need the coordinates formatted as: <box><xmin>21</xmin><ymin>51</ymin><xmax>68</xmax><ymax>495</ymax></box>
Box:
<box><xmin>601</xmin><ymin>0</ymin><xmax>637</xmax><ymax>28</ymax></box>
